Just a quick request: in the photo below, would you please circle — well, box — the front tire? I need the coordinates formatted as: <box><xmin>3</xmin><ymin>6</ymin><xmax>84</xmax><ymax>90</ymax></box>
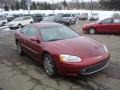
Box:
<box><xmin>18</xmin><ymin>24</ymin><xmax>22</xmax><ymax>29</ymax></box>
<box><xmin>30</xmin><ymin>21</ymin><xmax>33</xmax><ymax>24</ymax></box>
<box><xmin>2</xmin><ymin>22</ymin><xmax>6</xmax><ymax>26</ymax></box>
<box><xmin>43</xmin><ymin>54</ymin><xmax>57</xmax><ymax>77</ymax></box>
<box><xmin>17</xmin><ymin>42</ymin><xmax>23</xmax><ymax>55</ymax></box>
<box><xmin>69</xmin><ymin>20</ymin><xmax>72</xmax><ymax>25</ymax></box>
<box><xmin>88</xmin><ymin>28</ymin><xmax>96</xmax><ymax>34</ymax></box>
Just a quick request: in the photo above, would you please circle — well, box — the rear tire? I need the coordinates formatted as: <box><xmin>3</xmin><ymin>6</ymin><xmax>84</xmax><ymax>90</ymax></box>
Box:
<box><xmin>43</xmin><ymin>54</ymin><xmax>57</xmax><ymax>77</ymax></box>
<box><xmin>88</xmin><ymin>28</ymin><xmax>96</xmax><ymax>34</ymax></box>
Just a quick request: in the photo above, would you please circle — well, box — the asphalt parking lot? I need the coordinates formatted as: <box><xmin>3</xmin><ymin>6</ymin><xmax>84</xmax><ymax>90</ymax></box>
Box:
<box><xmin>0</xmin><ymin>21</ymin><xmax>120</xmax><ymax>90</ymax></box>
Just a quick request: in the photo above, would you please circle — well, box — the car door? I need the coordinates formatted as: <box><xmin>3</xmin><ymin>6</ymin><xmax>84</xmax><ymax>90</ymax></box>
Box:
<box><xmin>25</xmin><ymin>26</ymin><xmax>42</xmax><ymax>61</ymax></box>
<box><xmin>97</xmin><ymin>18</ymin><xmax>113</xmax><ymax>32</ymax></box>
<box><xmin>72</xmin><ymin>14</ymin><xmax>76</xmax><ymax>22</ymax></box>
<box><xmin>22</xmin><ymin>17</ymin><xmax>29</xmax><ymax>25</ymax></box>
<box><xmin>26</xmin><ymin>17</ymin><xmax>31</xmax><ymax>24</ymax></box>
<box><xmin>19</xmin><ymin>26</ymin><xmax>30</xmax><ymax>53</ymax></box>
<box><xmin>112</xmin><ymin>18</ymin><xmax>120</xmax><ymax>32</ymax></box>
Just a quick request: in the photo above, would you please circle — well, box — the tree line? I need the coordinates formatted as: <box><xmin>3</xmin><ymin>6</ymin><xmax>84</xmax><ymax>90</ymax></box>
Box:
<box><xmin>4</xmin><ymin>0</ymin><xmax>120</xmax><ymax>11</ymax></box>
<box><xmin>4</xmin><ymin>0</ymin><xmax>68</xmax><ymax>11</ymax></box>
<box><xmin>99</xmin><ymin>0</ymin><xmax>120</xmax><ymax>10</ymax></box>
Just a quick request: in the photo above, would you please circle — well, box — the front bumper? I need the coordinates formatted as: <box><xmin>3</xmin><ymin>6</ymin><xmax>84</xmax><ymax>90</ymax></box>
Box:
<box><xmin>7</xmin><ymin>24</ymin><xmax>18</xmax><ymax>28</ymax></box>
<box><xmin>80</xmin><ymin>59</ymin><xmax>108</xmax><ymax>75</ymax></box>
<box><xmin>57</xmin><ymin>53</ymin><xmax>110</xmax><ymax>76</ymax></box>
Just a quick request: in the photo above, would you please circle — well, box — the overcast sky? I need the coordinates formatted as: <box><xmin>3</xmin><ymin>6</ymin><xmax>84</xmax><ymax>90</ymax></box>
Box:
<box><xmin>32</xmin><ymin>0</ymin><xmax>98</xmax><ymax>3</ymax></box>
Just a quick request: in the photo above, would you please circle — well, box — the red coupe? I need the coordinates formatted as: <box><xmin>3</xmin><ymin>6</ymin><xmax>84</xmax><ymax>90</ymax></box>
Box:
<box><xmin>15</xmin><ymin>23</ymin><xmax>110</xmax><ymax>77</ymax></box>
<box><xmin>83</xmin><ymin>18</ymin><xmax>120</xmax><ymax>34</ymax></box>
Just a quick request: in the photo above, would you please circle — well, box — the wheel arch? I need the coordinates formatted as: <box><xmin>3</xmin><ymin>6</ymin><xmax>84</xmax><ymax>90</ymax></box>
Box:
<box><xmin>41</xmin><ymin>51</ymin><xmax>57</xmax><ymax>67</ymax></box>
<box><xmin>41</xmin><ymin>51</ymin><xmax>52</xmax><ymax>63</ymax></box>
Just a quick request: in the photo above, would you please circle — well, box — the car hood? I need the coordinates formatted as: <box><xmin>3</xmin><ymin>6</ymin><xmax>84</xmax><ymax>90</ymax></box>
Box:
<box><xmin>86</xmin><ymin>22</ymin><xmax>97</xmax><ymax>25</ymax></box>
<box><xmin>63</xmin><ymin>17</ymin><xmax>70</xmax><ymax>19</ymax></box>
<box><xmin>8</xmin><ymin>21</ymin><xmax>20</xmax><ymax>24</ymax></box>
<box><xmin>41</xmin><ymin>21</ymin><xmax>54</xmax><ymax>23</ymax></box>
<box><xmin>45</xmin><ymin>36</ymin><xmax>106</xmax><ymax>59</ymax></box>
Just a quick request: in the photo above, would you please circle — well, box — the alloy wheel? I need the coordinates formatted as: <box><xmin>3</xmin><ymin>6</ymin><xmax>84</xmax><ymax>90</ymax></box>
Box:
<box><xmin>17</xmin><ymin>43</ymin><xmax>22</xmax><ymax>55</ymax></box>
<box><xmin>89</xmin><ymin>28</ymin><xmax>96</xmax><ymax>34</ymax></box>
<box><xmin>43</xmin><ymin>54</ymin><xmax>56</xmax><ymax>77</ymax></box>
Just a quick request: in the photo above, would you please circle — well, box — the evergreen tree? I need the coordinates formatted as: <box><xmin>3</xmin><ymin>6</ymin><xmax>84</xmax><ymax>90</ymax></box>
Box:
<box><xmin>20</xmin><ymin>0</ymin><xmax>27</xmax><ymax>10</ymax></box>
<box><xmin>62</xmin><ymin>0</ymin><xmax>67</xmax><ymax>7</ymax></box>
<box><xmin>15</xmin><ymin>1</ymin><xmax>20</xmax><ymax>10</ymax></box>
<box><xmin>37</xmin><ymin>2</ymin><xmax>40</xmax><ymax>9</ymax></box>
<box><xmin>31</xmin><ymin>1</ymin><xmax>37</xmax><ymax>10</ymax></box>
<box><xmin>4</xmin><ymin>4</ymin><xmax>9</xmax><ymax>11</ymax></box>
<box><xmin>11</xmin><ymin>5</ymin><xmax>14</xmax><ymax>10</ymax></box>
<box><xmin>99</xmin><ymin>0</ymin><xmax>120</xmax><ymax>10</ymax></box>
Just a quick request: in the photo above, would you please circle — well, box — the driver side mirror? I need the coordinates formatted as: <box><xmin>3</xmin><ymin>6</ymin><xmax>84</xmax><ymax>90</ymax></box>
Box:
<box><xmin>30</xmin><ymin>37</ymin><xmax>40</xmax><ymax>43</ymax></box>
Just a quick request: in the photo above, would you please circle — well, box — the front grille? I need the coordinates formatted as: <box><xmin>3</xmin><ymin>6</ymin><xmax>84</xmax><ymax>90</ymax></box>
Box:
<box><xmin>80</xmin><ymin>60</ymin><xmax>108</xmax><ymax>75</ymax></box>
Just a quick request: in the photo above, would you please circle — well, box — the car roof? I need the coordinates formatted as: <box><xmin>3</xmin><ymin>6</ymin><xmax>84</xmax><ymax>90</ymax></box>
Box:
<box><xmin>31</xmin><ymin>22</ymin><xmax>62</xmax><ymax>29</ymax></box>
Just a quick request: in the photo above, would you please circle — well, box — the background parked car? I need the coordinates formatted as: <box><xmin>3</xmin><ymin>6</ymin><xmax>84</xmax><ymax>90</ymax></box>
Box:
<box><xmin>79</xmin><ymin>13</ymin><xmax>88</xmax><ymax>20</ymax></box>
<box><xmin>41</xmin><ymin>16</ymin><xmax>56</xmax><ymax>23</ymax></box>
<box><xmin>89</xmin><ymin>13</ymin><xmax>99</xmax><ymax>21</ymax></box>
<box><xmin>7</xmin><ymin>16</ymin><xmax>34</xmax><ymax>29</ymax></box>
<box><xmin>62</xmin><ymin>14</ymin><xmax>76</xmax><ymax>25</ymax></box>
<box><xmin>48</xmin><ymin>14</ymin><xmax>55</xmax><ymax>16</ymax></box>
<box><xmin>112</xmin><ymin>13</ymin><xmax>120</xmax><ymax>18</ymax></box>
<box><xmin>55</xmin><ymin>13</ymin><xmax>63</xmax><ymax>23</ymax></box>
<box><xmin>83</xmin><ymin>18</ymin><xmax>120</xmax><ymax>34</ymax></box>
<box><xmin>0</xmin><ymin>16</ymin><xmax>7</xmax><ymax>26</ymax></box>
<box><xmin>32</xmin><ymin>14</ymin><xmax>43</xmax><ymax>22</ymax></box>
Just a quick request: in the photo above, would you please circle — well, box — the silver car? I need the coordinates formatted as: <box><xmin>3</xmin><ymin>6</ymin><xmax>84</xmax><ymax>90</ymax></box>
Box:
<box><xmin>0</xmin><ymin>16</ymin><xmax>7</xmax><ymax>26</ymax></box>
<box><xmin>62</xmin><ymin>14</ymin><xmax>76</xmax><ymax>25</ymax></box>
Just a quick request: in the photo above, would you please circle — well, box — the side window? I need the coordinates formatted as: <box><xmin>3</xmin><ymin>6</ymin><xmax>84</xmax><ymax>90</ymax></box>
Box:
<box><xmin>23</xmin><ymin>17</ymin><xmax>27</xmax><ymax>20</ymax></box>
<box><xmin>113</xmin><ymin>19</ymin><xmax>120</xmax><ymax>24</ymax></box>
<box><xmin>101</xmin><ymin>18</ymin><xmax>113</xmax><ymax>24</ymax></box>
<box><xmin>26</xmin><ymin>27</ymin><xmax>38</xmax><ymax>37</ymax></box>
<box><xmin>24</xmin><ymin>17</ymin><xmax>31</xmax><ymax>20</ymax></box>
<box><xmin>72</xmin><ymin>14</ymin><xmax>75</xmax><ymax>17</ymax></box>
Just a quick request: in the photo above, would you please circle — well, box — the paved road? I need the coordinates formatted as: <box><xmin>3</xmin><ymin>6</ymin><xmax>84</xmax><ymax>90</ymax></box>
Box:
<box><xmin>0</xmin><ymin>21</ymin><xmax>120</xmax><ymax>90</ymax></box>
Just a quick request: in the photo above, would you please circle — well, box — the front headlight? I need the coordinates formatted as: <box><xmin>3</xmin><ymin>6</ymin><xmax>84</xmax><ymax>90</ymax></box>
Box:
<box><xmin>60</xmin><ymin>54</ymin><xmax>82</xmax><ymax>62</ymax></box>
<box><xmin>103</xmin><ymin>45</ymin><xmax>108</xmax><ymax>53</ymax></box>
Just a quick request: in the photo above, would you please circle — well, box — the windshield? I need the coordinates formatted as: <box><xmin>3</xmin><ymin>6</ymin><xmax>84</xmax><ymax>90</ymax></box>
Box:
<box><xmin>43</xmin><ymin>16</ymin><xmax>54</xmax><ymax>21</ymax></box>
<box><xmin>63</xmin><ymin>14</ymin><xmax>71</xmax><ymax>17</ymax></box>
<box><xmin>81</xmin><ymin>13</ymin><xmax>87</xmax><ymax>16</ymax></box>
<box><xmin>12</xmin><ymin>17</ymin><xmax>22</xmax><ymax>21</ymax></box>
<box><xmin>40</xmin><ymin>25</ymin><xmax>80</xmax><ymax>41</ymax></box>
<box><xmin>92</xmin><ymin>13</ymin><xmax>98</xmax><ymax>16</ymax></box>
